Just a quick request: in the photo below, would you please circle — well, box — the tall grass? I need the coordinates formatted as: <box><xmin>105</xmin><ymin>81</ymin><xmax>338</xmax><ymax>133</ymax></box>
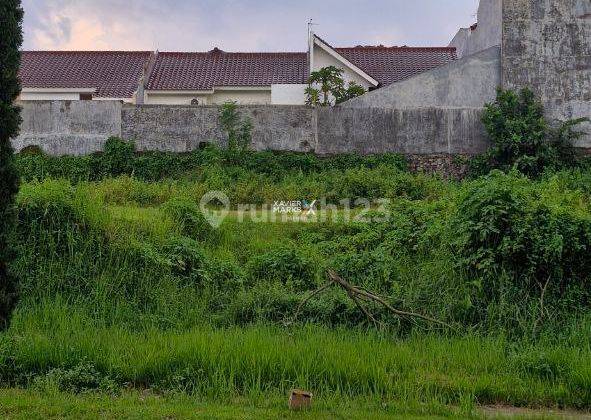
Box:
<box><xmin>3</xmin><ymin>306</ymin><xmax>591</xmax><ymax>407</ymax></box>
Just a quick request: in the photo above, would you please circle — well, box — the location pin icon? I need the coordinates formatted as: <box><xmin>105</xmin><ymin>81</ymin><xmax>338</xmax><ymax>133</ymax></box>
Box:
<box><xmin>199</xmin><ymin>190</ymin><xmax>230</xmax><ymax>228</ymax></box>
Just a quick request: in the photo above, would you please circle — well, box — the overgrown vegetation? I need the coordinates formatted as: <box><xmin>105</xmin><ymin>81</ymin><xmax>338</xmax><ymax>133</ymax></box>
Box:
<box><xmin>0</xmin><ymin>0</ymin><xmax>23</xmax><ymax>330</ymax></box>
<box><xmin>15</xmin><ymin>138</ymin><xmax>408</xmax><ymax>185</ymax></box>
<box><xmin>3</xmin><ymin>164</ymin><xmax>591</xmax><ymax>408</ymax></box>
<box><xmin>470</xmin><ymin>88</ymin><xmax>589</xmax><ymax>178</ymax></box>
<box><xmin>219</xmin><ymin>101</ymin><xmax>253</xmax><ymax>156</ymax></box>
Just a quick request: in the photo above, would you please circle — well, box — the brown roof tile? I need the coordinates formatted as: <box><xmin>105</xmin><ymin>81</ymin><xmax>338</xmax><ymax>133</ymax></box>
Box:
<box><xmin>146</xmin><ymin>51</ymin><xmax>309</xmax><ymax>90</ymax></box>
<box><xmin>19</xmin><ymin>51</ymin><xmax>153</xmax><ymax>98</ymax></box>
<box><xmin>336</xmin><ymin>46</ymin><xmax>457</xmax><ymax>86</ymax></box>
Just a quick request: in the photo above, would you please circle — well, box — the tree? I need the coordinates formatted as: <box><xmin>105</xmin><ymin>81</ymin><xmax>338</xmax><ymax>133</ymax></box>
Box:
<box><xmin>305</xmin><ymin>66</ymin><xmax>365</xmax><ymax>106</ymax></box>
<box><xmin>0</xmin><ymin>0</ymin><xmax>23</xmax><ymax>329</ymax></box>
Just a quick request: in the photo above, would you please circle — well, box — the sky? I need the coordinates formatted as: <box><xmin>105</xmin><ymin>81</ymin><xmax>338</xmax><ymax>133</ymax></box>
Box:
<box><xmin>21</xmin><ymin>0</ymin><xmax>480</xmax><ymax>52</ymax></box>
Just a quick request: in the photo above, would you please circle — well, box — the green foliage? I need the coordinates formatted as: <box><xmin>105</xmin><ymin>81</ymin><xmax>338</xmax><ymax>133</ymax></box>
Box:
<box><xmin>31</xmin><ymin>361</ymin><xmax>117</xmax><ymax>394</ymax></box>
<box><xmin>338</xmin><ymin>81</ymin><xmax>367</xmax><ymax>104</ymax></box>
<box><xmin>3</xmin><ymin>320</ymin><xmax>591</xmax><ymax>408</ymax></box>
<box><xmin>219</xmin><ymin>101</ymin><xmax>253</xmax><ymax>156</ymax></box>
<box><xmin>161</xmin><ymin>197</ymin><xmax>212</xmax><ymax>241</ymax></box>
<box><xmin>452</xmin><ymin>171</ymin><xmax>591</xmax><ymax>326</ymax></box>
<box><xmin>305</xmin><ymin>66</ymin><xmax>366</xmax><ymax>106</ymax></box>
<box><xmin>246</xmin><ymin>247</ymin><xmax>318</xmax><ymax>290</ymax></box>
<box><xmin>15</xmin><ymin>143</ymin><xmax>408</xmax><ymax>193</ymax></box>
<box><xmin>0</xmin><ymin>0</ymin><xmax>23</xmax><ymax>330</ymax></box>
<box><xmin>471</xmin><ymin>88</ymin><xmax>587</xmax><ymax>178</ymax></box>
<box><xmin>97</xmin><ymin>137</ymin><xmax>135</xmax><ymax>177</ymax></box>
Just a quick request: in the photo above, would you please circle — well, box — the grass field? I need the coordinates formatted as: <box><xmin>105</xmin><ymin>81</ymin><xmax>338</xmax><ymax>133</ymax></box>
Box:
<box><xmin>5</xmin><ymin>147</ymin><xmax>591</xmax><ymax>417</ymax></box>
<box><xmin>3</xmin><ymin>389</ymin><xmax>591</xmax><ymax>419</ymax></box>
<box><xmin>0</xmin><ymin>389</ymin><xmax>473</xmax><ymax>419</ymax></box>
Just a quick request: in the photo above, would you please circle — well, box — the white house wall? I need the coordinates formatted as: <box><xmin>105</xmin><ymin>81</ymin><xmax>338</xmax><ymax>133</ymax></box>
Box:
<box><xmin>19</xmin><ymin>92</ymin><xmax>83</xmax><ymax>101</ymax></box>
<box><xmin>144</xmin><ymin>93</ymin><xmax>211</xmax><ymax>105</ymax></box>
<box><xmin>211</xmin><ymin>90</ymin><xmax>271</xmax><ymax>105</ymax></box>
<box><xmin>312</xmin><ymin>43</ymin><xmax>373</xmax><ymax>90</ymax></box>
<box><xmin>144</xmin><ymin>90</ymin><xmax>271</xmax><ymax>105</ymax></box>
<box><xmin>271</xmin><ymin>84</ymin><xmax>307</xmax><ymax>105</ymax></box>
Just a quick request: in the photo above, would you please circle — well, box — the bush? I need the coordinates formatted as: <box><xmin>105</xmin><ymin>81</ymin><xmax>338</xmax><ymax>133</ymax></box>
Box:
<box><xmin>452</xmin><ymin>171</ymin><xmax>591</xmax><ymax>322</ymax></box>
<box><xmin>161</xmin><ymin>197</ymin><xmax>212</xmax><ymax>241</ymax></box>
<box><xmin>16</xmin><ymin>142</ymin><xmax>408</xmax><ymax>185</ymax></box>
<box><xmin>31</xmin><ymin>361</ymin><xmax>117</xmax><ymax>394</ymax></box>
<box><xmin>471</xmin><ymin>88</ymin><xmax>587</xmax><ymax>178</ymax></box>
<box><xmin>246</xmin><ymin>247</ymin><xmax>318</xmax><ymax>290</ymax></box>
<box><xmin>97</xmin><ymin>137</ymin><xmax>135</xmax><ymax>177</ymax></box>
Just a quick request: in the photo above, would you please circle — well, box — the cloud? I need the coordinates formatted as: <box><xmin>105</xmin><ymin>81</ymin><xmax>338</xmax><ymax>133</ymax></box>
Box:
<box><xmin>22</xmin><ymin>0</ymin><xmax>480</xmax><ymax>51</ymax></box>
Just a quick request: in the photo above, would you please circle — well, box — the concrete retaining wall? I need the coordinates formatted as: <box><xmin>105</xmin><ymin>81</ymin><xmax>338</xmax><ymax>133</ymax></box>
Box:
<box><xmin>341</xmin><ymin>46</ymin><xmax>501</xmax><ymax>110</ymax></box>
<box><xmin>12</xmin><ymin>101</ymin><xmax>489</xmax><ymax>156</ymax></box>
<box><xmin>13</xmin><ymin>101</ymin><xmax>122</xmax><ymax>155</ymax></box>
<box><xmin>122</xmin><ymin>105</ymin><xmax>317</xmax><ymax>153</ymax></box>
<box><xmin>316</xmin><ymin>107</ymin><xmax>487</xmax><ymax>155</ymax></box>
<box><xmin>502</xmin><ymin>0</ymin><xmax>591</xmax><ymax>146</ymax></box>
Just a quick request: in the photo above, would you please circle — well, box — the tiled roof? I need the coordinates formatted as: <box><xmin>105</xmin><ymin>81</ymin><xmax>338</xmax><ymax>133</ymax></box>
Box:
<box><xmin>20</xmin><ymin>44</ymin><xmax>457</xmax><ymax>95</ymax></box>
<box><xmin>146</xmin><ymin>50</ymin><xmax>309</xmax><ymax>90</ymax></box>
<box><xmin>336</xmin><ymin>46</ymin><xmax>458</xmax><ymax>86</ymax></box>
<box><xmin>19</xmin><ymin>51</ymin><xmax>153</xmax><ymax>98</ymax></box>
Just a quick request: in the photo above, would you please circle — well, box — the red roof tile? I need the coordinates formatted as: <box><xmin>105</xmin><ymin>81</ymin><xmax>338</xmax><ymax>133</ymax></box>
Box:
<box><xmin>336</xmin><ymin>46</ymin><xmax>458</xmax><ymax>86</ymax></box>
<box><xmin>146</xmin><ymin>51</ymin><xmax>309</xmax><ymax>90</ymax></box>
<box><xmin>19</xmin><ymin>51</ymin><xmax>153</xmax><ymax>98</ymax></box>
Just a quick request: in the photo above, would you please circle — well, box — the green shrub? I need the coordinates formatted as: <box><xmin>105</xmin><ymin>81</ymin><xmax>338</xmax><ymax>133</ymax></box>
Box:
<box><xmin>98</xmin><ymin>137</ymin><xmax>135</xmax><ymax>177</ymax></box>
<box><xmin>31</xmin><ymin>361</ymin><xmax>118</xmax><ymax>394</ymax></box>
<box><xmin>471</xmin><ymin>88</ymin><xmax>587</xmax><ymax>178</ymax></box>
<box><xmin>161</xmin><ymin>197</ymin><xmax>212</xmax><ymax>241</ymax></box>
<box><xmin>16</xmin><ymin>143</ymin><xmax>408</xmax><ymax>186</ymax></box>
<box><xmin>16</xmin><ymin>179</ymin><xmax>106</xmax><ymax>241</ymax></box>
<box><xmin>246</xmin><ymin>247</ymin><xmax>318</xmax><ymax>290</ymax></box>
<box><xmin>219</xmin><ymin>101</ymin><xmax>252</xmax><ymax>157</ymax></box>
<box><xmin>452</xmin><ymin>171</ymin><xmax>591</xmax><ymax>322</ymax></box>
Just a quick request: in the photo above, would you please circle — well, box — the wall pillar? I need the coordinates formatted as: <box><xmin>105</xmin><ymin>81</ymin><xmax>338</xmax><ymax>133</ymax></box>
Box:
<box><xmin>501</xmin><ymin>0</ymin><xmax>591</xmax><ymax>146</ymax></box>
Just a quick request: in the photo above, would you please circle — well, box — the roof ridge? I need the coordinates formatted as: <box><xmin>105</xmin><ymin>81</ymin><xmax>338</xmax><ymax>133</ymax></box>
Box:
<box><xmin>22</xmin><ymin>50</ymin><xmax>153</xmax><ymax>54</ymax></box>
<box><xmin>335</xmin><ymin>46</ymin><xmax>457</xmax><ymax>51</ymax></box>
<box><xmin>158</xmin><ymin>51</ymin><xmax>307</xmax><ymax>55</ymax></box>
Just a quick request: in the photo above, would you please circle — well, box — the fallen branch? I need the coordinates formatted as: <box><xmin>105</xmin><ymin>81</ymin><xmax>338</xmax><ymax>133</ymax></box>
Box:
<box><xmin>533</xmin><ymin>275</ymin><xmax>552</xmax><ymax>335</ymax></box>
<box><xmin>288</xmin><ymin>269</ymin><xmax>453</xmax><ymax>330</ymax></box>
<box><xmin>289</xmin><ymin>282</ymin><xmax>333</xmax><ymax>325</ymax></box>
<box><xmin>327</xmin><ymin>270</ymin><xmax>453</xmax><ymax>329</ymax></box>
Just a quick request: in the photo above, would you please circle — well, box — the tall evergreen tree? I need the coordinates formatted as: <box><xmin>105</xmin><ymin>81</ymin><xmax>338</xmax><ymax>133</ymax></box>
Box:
<box><xmin>0</xmin><ymin>0</ymin><xmax>23</xmax><ymax>329</ymax></box>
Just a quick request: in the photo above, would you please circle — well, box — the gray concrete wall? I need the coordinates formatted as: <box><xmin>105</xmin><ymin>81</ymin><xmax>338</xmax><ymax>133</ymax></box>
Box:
<box><xmin>341</xmin><ymin>46</ymin><xmax>501</xmax><ymax>110</ymax></box>
<box><xmin>122</xmin><ymin>105</ymin><xmax>316</xmax><ymax>153</ymax></box>
<box><xmin>502</xmin><ymin>0</ymin><xmax>591</xmax><ymax>147</ymax></box>
<box><xmin>13</xmin><ymin>101</ymin><xmax>122</xmax><ymax>155</ymax></box>
<box><xmin>317</xmin><ymin>107</ymin><xmax>488</xmax><ymax>155</ymax></box>
<box><xmin>450</xmin><ymin>0</ymin><xmax>502</xmax><ymax>58</ymax></box>
<box><xmin>12</xmin><ymin>101</ymin><xmax>489</xmax><ymax>156</ymax></box>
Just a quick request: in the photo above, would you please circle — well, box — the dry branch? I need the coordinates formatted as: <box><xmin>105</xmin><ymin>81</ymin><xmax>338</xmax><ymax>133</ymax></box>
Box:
<box><xmin>288</xmin><ymin>269</ymin><xmax>453</xmax><ymax>330</ymax></box>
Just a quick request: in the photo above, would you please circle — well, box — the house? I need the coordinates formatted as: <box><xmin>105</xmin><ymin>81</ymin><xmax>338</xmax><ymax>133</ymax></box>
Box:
<box><xmin>18</xmin><ymin>51</ymin><xmax>154</xmax><ymax>102</ymax></box>
<box><xmin>18</xmin><ymin>32</ymin><xmax>456</xmax><ymax>105</ymax></box>
<box><xmin>144</xmin><ymin>33</ymin><xmax>456</xmax><ymax>105</ymax></box>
